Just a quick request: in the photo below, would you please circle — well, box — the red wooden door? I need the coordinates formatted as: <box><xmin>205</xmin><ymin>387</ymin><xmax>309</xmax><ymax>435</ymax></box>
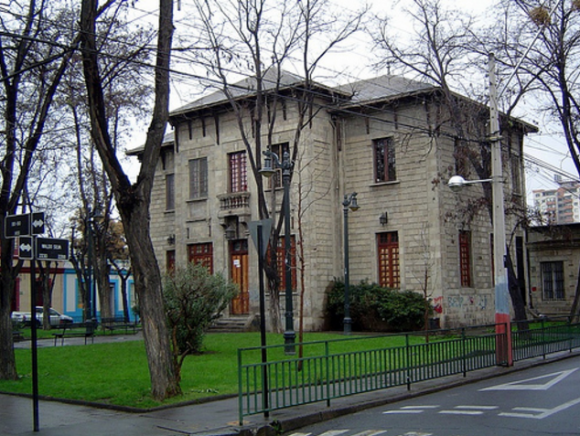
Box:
<box><xmin>230</xmin><ymin>240</ymin><xmax>249</xmax><ymax>315</ymax></box>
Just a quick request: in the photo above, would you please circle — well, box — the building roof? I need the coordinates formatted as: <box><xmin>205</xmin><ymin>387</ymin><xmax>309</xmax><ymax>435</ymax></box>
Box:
<box><xmin>333</xmin><ymin>74</ymin><xmax>436</xmax><ymax>106</ymax></box>
<box><xmin>170</xmin><ymin>69</ymin><xmax>348</xmax><ymax>118</ymax></box>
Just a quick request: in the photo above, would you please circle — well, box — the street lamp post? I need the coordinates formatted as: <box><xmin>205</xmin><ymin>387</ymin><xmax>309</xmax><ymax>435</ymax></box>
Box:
<box><xmin>260</xmin><ymin>150</ymin><xmax>295</xmax><ymax>354</ymax></box>
<box><xmin>342</xmin><ymin>192</ymin><xmax>359</xmax><ymax>335</ymax></box>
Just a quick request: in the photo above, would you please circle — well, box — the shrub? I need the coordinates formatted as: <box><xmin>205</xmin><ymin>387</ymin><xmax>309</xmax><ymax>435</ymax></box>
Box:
<box><xmin>163</xmin><ymin>262</ymin><xmax>238</xmax><ymax>379</ymax></box>
<box><xmin>325</xmin><ymin>279</ymin><xmax>430</xmax><ymax>332</ymax></box>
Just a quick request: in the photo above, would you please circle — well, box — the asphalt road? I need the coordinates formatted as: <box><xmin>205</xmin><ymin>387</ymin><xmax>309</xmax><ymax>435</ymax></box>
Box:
<box><xmin>283</xmin><ymin>354</ymin><xmax>580</xmax><ymax>436</ymax></box>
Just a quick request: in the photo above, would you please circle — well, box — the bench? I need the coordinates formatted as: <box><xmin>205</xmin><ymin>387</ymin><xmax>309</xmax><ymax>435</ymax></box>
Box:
<box><xmin>52</xmin><ymin>321</ymin><xmax>96</xmax><ymax>346</ymax></box>
<box><xmin>12</xmin><ymin>330</ymin><xmax>24</xmax><ymax>342</ymax></box>
<box><xmin>100</xmin><ymin>317</ymin><xmax>137</xmax><ymax>334</ymax></box>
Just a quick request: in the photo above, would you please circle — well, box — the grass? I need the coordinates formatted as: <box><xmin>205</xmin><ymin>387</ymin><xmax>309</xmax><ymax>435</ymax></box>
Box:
<box><xmin>2</xmin><ymin>331</ymin><xmax>418</xmax><ymax>409</ymax></box>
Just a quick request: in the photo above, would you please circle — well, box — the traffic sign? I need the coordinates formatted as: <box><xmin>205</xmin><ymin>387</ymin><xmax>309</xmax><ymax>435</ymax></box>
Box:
<box><xmin>5</xmin><ymin>213</ymin><xmax>30</xmax><ymax>238</ymax></box>
<box><xmin>35</xmin><ymin>237</ymin><xmax>69</xmax><ymax>261</ymax></box>
<box><xmin>249</xmin><ymin>219</ymin><xmax>272</xmax><ymax>256</ymax></box>
<box><xmin>18</xmin><ymin>237</ymin><xmax>34</xmax><ymax>259</ymax></box>
<box><xmin>31</xmin><ymin>212</ymin><xmax>45</xmax><ymax>235</ymax></box>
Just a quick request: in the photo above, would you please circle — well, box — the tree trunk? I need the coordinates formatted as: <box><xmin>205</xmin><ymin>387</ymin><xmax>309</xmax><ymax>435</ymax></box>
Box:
<box><xmin>96</xmin><ymin>256</ymin><xmax>113</xmax><ymax>319</ymax></box>
<box><xmin>120</xmin><ymin>202</ymin><xmax>181</xmax><ymax>399</ymax></box>
<box><xmin>0</xmin><ymin>236</ymin><xmax>18</xmax><ymax>380</ymax></box>
<box><xmin>506</xmin><ymin>251</ymin><xmax>529</xmax><ymax>331</ymax></box>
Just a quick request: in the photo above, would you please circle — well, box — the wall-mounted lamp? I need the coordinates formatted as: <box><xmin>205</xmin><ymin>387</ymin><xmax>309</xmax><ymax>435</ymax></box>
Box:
<box><xmin>379</xmin><ymin>212</ymin><xmax>388</xmax><ymax>226</ymax></box>
<box><xmin>225</xmin><ymin>225</ymin><xmax>237</xmax><ymax>240</ymax></box>
<box><xmin>167</xmin><ymin>234</ymin><xmax>175</xmax><ymax>245</ymax></box>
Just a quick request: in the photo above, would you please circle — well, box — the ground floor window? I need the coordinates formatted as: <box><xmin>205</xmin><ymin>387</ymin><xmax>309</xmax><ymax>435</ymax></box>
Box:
<box><xmin>188</xmin><ymin>243</ymin><xmax>213</xmax><ymax>273</ymax></box>
<box><xmin>377</xmin><ymin>232</ymin><xmax>400</xmax><ymax>288</ymax></box>
<box><xmin>541</xmin><ymin>261</ymin><xmax>564</xmax><ymax>300</ymax></box>
<box><xmin>459</xmin><ymin>231</ymin><xmax>472</xmax><ymax>287</ymax></box>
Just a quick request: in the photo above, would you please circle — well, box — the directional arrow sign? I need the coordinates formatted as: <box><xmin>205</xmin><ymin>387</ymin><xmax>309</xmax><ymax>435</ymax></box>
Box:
<box><xmin>18</xmin><ymin>236</ymin><xmax>33</xmax><ymax>259</ymax></box>
<box><xmin>31</xmin><ymin>212</ymin><xmax>45</xmax><ymax>235</ymax></box>
<box><xmin>35</xmin><ymin>237</ymin><xmax>69</xmax><ymax>261</ymax></box>
<box><xmin>5</xmin><ymin>213</ymin><xmax>30</xmax><ymax>238</ymax></box>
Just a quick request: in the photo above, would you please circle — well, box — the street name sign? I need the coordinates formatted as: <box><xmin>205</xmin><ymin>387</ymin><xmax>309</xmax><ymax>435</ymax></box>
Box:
<box><xmin>5</xmin><ymin>213</ymin><xmax>31</xmax><ymax>238</ymax></box>
<box><xmin>35</xmin><ymin>237</ymin><xmax>69</xmax><ymax>261</ymax></box>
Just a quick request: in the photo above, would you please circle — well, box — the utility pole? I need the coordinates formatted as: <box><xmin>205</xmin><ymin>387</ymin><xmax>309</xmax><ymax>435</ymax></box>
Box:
<box><xmin>489</xmin><ymin>53</ymin><xmax>513</xmax><ymax>366</ymax></box>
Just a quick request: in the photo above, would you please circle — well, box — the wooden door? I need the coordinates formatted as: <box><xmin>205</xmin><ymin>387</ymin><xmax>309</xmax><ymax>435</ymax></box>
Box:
<box><xmin>230</xmin><ymin>239</ymin><xmax>249</xmax><ymax>315</ymax></box>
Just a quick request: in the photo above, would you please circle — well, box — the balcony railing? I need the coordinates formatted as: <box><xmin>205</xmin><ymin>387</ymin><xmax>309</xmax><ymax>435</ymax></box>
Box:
<box><xmin>217</xmin><ymin>192</ymin><xmax>251</xmax><ymax>217</ymax></box>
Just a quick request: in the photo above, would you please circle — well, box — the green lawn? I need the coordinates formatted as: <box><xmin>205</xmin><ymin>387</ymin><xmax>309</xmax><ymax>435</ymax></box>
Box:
<box><xmin>2</xmin><ymin>331</ymin><xmax>409</xmax><ymax>409</ymax></box>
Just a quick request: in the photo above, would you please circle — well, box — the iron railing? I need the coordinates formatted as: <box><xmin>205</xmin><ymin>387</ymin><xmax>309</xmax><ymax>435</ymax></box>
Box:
<box><xmin>238</xmin><ymin>320</ymin><xmax>580</xmax><ymax>424</ymax></box>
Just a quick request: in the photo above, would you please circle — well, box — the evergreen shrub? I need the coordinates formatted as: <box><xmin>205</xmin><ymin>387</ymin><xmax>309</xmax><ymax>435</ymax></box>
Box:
<box><xmin>325</xmin><ymin>279</ymin><xmax>430</xmax><ymax>332</ymax></box>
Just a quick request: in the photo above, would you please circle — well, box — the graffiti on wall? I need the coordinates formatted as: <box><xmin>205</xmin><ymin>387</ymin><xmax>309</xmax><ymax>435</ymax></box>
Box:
<box><xmin>447</xmin><ymin>294</ymin><xmax>489</xmax><ymax>311</ymax></box>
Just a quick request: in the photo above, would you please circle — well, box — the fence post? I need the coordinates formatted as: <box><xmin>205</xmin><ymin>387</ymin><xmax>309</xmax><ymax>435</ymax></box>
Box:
<box><xmin>238</xmin><ymin>349</ymin><xmax>244</xmax><ymax>426</ymax></box>
<box><xmin>325</xmin><ymin>340</ymin><xmax>331</xmax><ymax>407</ymax></box>
<box><xmin>406</xmin><ymin>334</ymin><xmax>411</xmax><ymax>390</ymax></box>
<box><xmin>542</xmin><ymin>317</ymin><xmax>546</xmax><ymax>360</ymax></box>
<box><xmin>461</xmin><ymin>328</ymin><xmax>467</xmax><ymax>377</ymax></box>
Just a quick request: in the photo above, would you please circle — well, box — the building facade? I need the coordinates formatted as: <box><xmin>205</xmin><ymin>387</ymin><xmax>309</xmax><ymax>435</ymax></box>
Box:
<box><xmin>142</xmin><ymin>72</ymin><xmax>535</xmax><ymax>330</ymax></box>
<box><xmin>527</xmin><ymin>224</ymin><xmax>580</xmax><ymax>317</ymax></box>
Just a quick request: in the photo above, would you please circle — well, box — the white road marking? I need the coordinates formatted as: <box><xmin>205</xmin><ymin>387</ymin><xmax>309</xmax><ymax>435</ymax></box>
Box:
<box><xmin>499</xmin><ymin>396</ymin><xmax>580</xmax><ymax>420</ymax></box>
<box><xmin>480</xmin><ymin>368</ymin><xmax>578</xmax><ymax>391</ymax></box>
<box><xmin>383</xmin><ymin>405</ymin><xmax>438</xmax><ymax>414</ymax></box>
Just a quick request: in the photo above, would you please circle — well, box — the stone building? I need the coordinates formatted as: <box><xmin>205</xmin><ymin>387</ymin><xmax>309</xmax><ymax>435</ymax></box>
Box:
<box><xmin>136</xmin><ymin>71</ymin><xmax>536</xmax><ymax>330</ymax></box>
<box><xmin>527</xmin><ymin>223</ymin><xmax>580</xmax><ymax>317</ymax></box>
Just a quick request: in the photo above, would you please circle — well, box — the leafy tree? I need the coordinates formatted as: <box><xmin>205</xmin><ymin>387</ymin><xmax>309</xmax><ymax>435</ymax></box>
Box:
<box><xmin>163</xmin><ymin>263</ymin><xmax>238</xmax><ymax>381</ymax></box>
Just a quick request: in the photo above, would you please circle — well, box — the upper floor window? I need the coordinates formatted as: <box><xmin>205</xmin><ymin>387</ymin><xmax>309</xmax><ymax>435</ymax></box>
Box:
<box><xmin>229</xmin><ymin>151</ymin><xmax>248</xmax><ymax>193</ymax></box>
<box><xmin>166</xmin><ymin>173</ymin><xmax>175</xmax><ymax>210</ymax></box>
<box><xmin>459</xmin><ymin>231</ymin><xmax>472</xmax><ymax>287</ymax></box>
<box><xmin>373</xmin><ymin>137</ymin><xmax>396</xmax><ymax>183</ymax></box>
<box><xmin>189</xmin><ymin>158</ymin><xmax>208</xmax><ymax>199</ymax></box>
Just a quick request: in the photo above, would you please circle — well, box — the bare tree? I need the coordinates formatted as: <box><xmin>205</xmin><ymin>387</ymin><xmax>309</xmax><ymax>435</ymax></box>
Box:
<box><xmin>79</xmin><ymin>0</ymin><xmax>180</xmax><ymax>400</ymax></box>
<box><xmin>372</xmin><ymin>0</ymin><xmax>532</xmax><ymax>323</ymax></box>
<box><xmin>190</xmin><ymin>0</ymin><xmax>366</xmax><ymax>332</ymax></box>
<box><xmin>0</xmin><ymin>0</ymin><xmax>77</xmax><ymax>380</ymax></box>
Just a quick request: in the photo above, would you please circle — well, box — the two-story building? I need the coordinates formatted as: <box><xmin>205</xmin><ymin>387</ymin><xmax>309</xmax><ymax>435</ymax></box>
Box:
<box><xmin>137</xmin><ymin>71</ymin><xmax>536</xmax><ymax>330</ymax></box>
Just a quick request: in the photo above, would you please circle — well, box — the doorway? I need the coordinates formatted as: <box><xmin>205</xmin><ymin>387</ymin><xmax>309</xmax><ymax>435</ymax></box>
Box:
<box><xmin>230</xmin><ymin>239</ymin><xmax>249</xmax><ymax>315</ymax></box>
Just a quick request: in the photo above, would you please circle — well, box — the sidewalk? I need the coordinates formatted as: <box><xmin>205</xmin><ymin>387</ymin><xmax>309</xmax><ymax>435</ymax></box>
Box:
<box><xmin>4</xmin><ymin>336</ymin><xmax>580</xmax><ymax>436</ymax></box>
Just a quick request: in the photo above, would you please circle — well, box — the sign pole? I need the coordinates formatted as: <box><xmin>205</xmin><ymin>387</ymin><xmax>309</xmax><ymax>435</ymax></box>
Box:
<box><xmin>30</xmin><ymin>239</ymin><xmax>39</xmax><ymax>432</ymax></box>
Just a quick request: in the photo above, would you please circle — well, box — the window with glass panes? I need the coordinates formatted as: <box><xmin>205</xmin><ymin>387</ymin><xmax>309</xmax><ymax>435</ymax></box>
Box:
<box><xmin>189</xmin><ymin>158</ymin><xmax>208</xmax><ymax>199</ymax></box>
<box><xmin>229</xmin><ymin>152</ymin><xmax>247</xmax><ymax>193</ymax></box>
<box><xmin>188</xmin><ymin>243</ymin><xmax>213</xmax><ymax>273</ymax></box>
<box><xmin>541</xmin><ymin>261</ymin><xmax>564</xmax><ymax>300</ymax></box>
<box><xmin>166</xmin><ymin>174</ymin><xmax>175</xmax><ymax>210</ymax></box>
<box><xmin>373</xmin><ymin>137</ymin><xmax>396</xmax><ymax>183</ymax></box>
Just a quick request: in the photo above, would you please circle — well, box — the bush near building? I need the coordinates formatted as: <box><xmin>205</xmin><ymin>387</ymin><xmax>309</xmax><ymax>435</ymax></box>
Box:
<box><xmin>325</xmin><ymin>279</ymin><xmax>430</xmax><ymax>332</ymax></box>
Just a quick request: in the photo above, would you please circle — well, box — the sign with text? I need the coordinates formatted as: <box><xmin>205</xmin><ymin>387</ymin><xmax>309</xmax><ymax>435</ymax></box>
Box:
<box><xmin>5</xmin><ymin>213</ymin><xmax>30</xmax><ymax>238</ymax></box>
<box><xmin>35</xmin><ymin>237</ymin><xmax>69</xmax><ymax>261</ymax></box>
